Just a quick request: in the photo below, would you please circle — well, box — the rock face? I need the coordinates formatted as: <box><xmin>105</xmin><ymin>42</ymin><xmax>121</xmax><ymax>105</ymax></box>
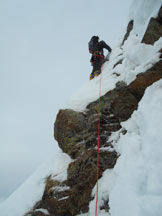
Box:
<box><xmin>24</xmin><ymin>6</ymin><xmax>162</xmax><ymax>216</ymax></box>
<box><xmin>122</xmin><ymin>20</ymin><xmax>134</xmax><ymax>45</ymax></box>
<box><xmin>142</xmin><ymin>6</ymin><xmax>162</xmax><ymax>45</ymax></box>
<box><xmin>54</xmin><ymin>109</ymin><xmax>88</xmax><ymax>157</ymax></box>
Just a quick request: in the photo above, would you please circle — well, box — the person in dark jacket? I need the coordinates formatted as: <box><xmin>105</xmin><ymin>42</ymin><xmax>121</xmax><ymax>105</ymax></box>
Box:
<box><xmin>88</xmin><ymin>36</ymin><xmax>112</xmax><ymax>80</ymax></box>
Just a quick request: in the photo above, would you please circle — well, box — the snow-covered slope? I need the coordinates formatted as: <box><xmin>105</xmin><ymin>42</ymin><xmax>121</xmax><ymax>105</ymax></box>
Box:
<box><xmin>67</xmin><ymin>0</ymin><xmax>162</xmax><ymax>112</ymax></box>
<box><xmin>0</xmin><ymin>0</ymin><xmax>162</xmax><ymax>216</ymax></box>
<box><xmin>87</xmin><ymin>79</ymin><xmax>162</xmax><ymax>216</ymax></box>
<box><xmin>128</xmin><ymin>0</ymin><xmax>162</xmax><ymax>40</ymax></box>
<box><xmin>0</xmin><ymin>153</ymin><xmax>71</xmax><ymax>216</ymax></box>
<box><xmin>67</xmin><ymin>37</ymin><xmax>162</xmax><ymax>111</ymax></box>
<box><xmin>108</xmin><ymin>79</ymin><xmax>162</xmax><ymax>216</ymax></box>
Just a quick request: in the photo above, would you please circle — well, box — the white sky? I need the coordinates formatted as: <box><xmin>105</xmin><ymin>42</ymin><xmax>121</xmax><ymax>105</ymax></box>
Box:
<box><xmin>0</xmin><ymin>0</ymin><xmax>132</xmax><ymax>202</ymax></box>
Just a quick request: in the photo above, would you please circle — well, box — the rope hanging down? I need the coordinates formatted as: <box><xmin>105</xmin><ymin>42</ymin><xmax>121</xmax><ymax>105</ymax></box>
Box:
<box><xmin>95</xmin><ymin>67</ymin><xmax>103</xmax><ymax>216</ymax></box>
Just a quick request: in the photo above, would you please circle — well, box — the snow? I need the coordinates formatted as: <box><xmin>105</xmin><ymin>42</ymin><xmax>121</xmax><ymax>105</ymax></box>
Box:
<box><xmin>128</xmin><ymin>0</ymin><xmax>162</xmax><ymax>40</ymax></box>
<box><xmin>0</xmin><ymin>152</ymin><xmax>71</xmax><ymax>216</ymax></box>
<box><xmin>86</xmin><ymin>80</ymin><xmax>162</xmax><ymax>216</ymax></box>
<box><xmin>1</xmin><ymin>0</ymin><xmax>162</xmax><ymax>216</ymax></box>
<box><xmin>58</xmin><ymin>196</ymin><xmax>69</xmax><ymax>201</ymax></box>
<box><xmin>67</xmin><ymin>0</ymin><xmax>162</xmax><ymax>112</ymax></box>
<box><xmin>67</xmin><ymin>35</ymin><xmax>162</xmax><ymax>112</ymax></box>
<box><xmin>89</xmin><ymin>169</ymin><xmax>114</xmax><ymax>216</ymax></box>
<box><xmin>74</xmin><ymin>1</ymin><xmax>162</xmax><ymax>216</ymax></box>
<box><xmin>108</xmin><ymin>79</ymin><xmax>162</xmax><ymax>216</ymax></box>
<box><xmin>35</xmin><ymin>208</ymin><xmax>50</xmax><ymax>215</ymax></box>
<box><xmin>53</xmin><ymin>185</ymin><xmax>70</xmax><ymax>192</ymax></box>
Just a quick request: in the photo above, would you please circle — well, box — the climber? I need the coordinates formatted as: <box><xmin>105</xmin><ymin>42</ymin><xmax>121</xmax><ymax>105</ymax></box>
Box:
<box><xmin>88</xmin><ymin>36</ymin><xmax>112</xmax><ymax>80</ymax></box>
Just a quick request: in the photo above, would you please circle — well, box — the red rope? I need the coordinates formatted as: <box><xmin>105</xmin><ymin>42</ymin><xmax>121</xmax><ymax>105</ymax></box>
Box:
<box><xmin>95</xmin><ymin>66</ymin><xmax>103</xmax><ymax>216</ymax></box>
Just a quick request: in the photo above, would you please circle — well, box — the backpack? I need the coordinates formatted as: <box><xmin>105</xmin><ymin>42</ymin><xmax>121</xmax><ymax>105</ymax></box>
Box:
<box><xmin>88</xmin><ymin>36</ymin><xmax>99</xmax><ymax>53</ymax></box>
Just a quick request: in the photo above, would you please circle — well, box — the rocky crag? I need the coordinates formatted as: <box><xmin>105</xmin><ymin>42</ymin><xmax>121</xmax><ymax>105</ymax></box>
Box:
<box><xmin>25</xmin><ymin>6</ymin><xmax>162</xmax><ymax>216</ymax></box>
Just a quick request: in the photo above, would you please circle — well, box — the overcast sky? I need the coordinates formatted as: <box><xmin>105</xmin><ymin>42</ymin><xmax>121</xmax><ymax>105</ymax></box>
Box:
<box><xmin>0</xmin><ymin>0</ymin><xmax>132</xmax><ymax>203</ymax></box>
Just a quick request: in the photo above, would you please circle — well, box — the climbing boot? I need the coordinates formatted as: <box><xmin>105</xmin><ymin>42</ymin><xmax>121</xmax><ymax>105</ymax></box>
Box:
<box><xmin>94</xmin><ymin>70</ymin><xmax>101</xmax><ymax>77</ymax></box>
<box><xmin>89</xmin><ymin>73</ymin><xmax>95</xmax><ymax>80</ymax></box>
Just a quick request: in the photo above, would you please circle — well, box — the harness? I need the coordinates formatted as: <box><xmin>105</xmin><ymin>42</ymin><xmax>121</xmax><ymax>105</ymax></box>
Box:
<box><xmin>93</xmin><ymin>51</ymin><xmax>104</xmax><ymax>58</ymax></box>
<box><xmin>91</xmin><ymin>51</ymin><xmax>105</xmax><ymax>64</ymax></box>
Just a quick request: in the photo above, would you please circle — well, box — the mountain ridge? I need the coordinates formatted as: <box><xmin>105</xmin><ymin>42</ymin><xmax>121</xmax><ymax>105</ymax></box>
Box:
<box><xmin>0</xmin><ymin>2</ymin><xmax>162</xmax><ymax>216</ymax></box>
<box><xmin>23</xmin><ymin>4</ymin><xmax>162</xmax><ymax>216</ymax></box>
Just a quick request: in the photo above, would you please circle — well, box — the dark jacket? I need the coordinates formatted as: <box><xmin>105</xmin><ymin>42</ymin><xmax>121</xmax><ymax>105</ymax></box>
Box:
<box><xmin>90</xmin><ymin>40</ymin><xmax>111</xmax><ymax>64</ymax></box>
<box><xmin>97</xmin><ymin>40</ymin><xmax>112</xmax><ymax>55</ymax></box>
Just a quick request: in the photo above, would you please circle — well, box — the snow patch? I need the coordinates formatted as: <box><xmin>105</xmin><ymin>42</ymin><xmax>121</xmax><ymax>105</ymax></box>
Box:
<box><xmin>34</xmin><ymin>208</ymin><xmax>49</xmax><ymax>215</ymax></box>
<box><xmin>95</xmin><ymin>80</ymin><xmax>162</xmax><ymax>216</ymax></box>
<box><xmin>1</xmin><ymin>1</ymin><xmax>162</xmax><ymax>216</ymax></box>
<box><xmin>128</xmin><ymin>0</ymin><xmax>162</xmax><ymax>40</ymax></box>
<box><xmin>67</xmin><ymin>37</ymin><xmax>162</xmax><ymax>112</ymax></box>
<box><xmin>0</xmin><ymin>153</ymin><xmax>71</xmax><ymax>216</ymax></box>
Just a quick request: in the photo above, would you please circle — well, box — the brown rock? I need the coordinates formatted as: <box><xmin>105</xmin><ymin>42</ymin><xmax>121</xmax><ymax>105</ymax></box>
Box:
<box><xmin>122</xmin><ymin>20</ymin><xmax>134</xmax><ymax>45</ymax></box>
<box><xmin>54</xmin><ymin>109</ymin><xmax>88</xmax><ymax>153</ymax></box>
<box><xmin>112</xmin><ymin>88</ymin><xmax>138</xmax><ymax>122</ymax></box>
<box><xmin>112</xmin><ymin>59</ymin><xmax>162</xmax><ymax>122</ymax></box>
<box><xmin>24</xmin><ymin>6</ymin><xmax>162</xmax><ymax>216</ymax></box>
<box><xmin>128</xmin><ymin>60</ymin><xmax>162</xmax><ymax>100</ymax></box>
<box><xmin>158</xmin><ymin>6</ymin><xmax>162</xmax><ymax>22</ymax></box>
<box><xmin>142</xmin><ymin>7</ymin><xmax>162</xmax><ymax>45</ymax></box>
<box><xmin>66</xmin><ymin>149</ymin><xmax>118</xmax><ymax>214</ymax></box>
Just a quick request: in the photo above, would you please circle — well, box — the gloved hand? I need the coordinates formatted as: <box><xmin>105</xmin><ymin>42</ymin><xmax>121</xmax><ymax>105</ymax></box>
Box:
<box><xmin>105</xmin><ymin>52</ymin><xmax>111</xmax><ymax>61</ymax></box>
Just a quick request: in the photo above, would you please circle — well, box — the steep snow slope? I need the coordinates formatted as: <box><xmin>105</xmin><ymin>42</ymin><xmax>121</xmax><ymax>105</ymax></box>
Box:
<box><xmin>0</xmin><ymin>0</ymin><xmax>162</xmax><ymax>215</ymax></box>
<box><xmin>108</xmin><ymin>80</ymin><xmax>162</xmax><ymax>216</ymax></box>
<box><xmin>0</xmin><ymin>153</ymin><xmax>71</xmax><ymax>216</ymax></box>
<box><xmin>129</xmin><ymin>0</ymin><xmax>162</xmax><ymax>40</ymax></box>
<box><xmin>67</xmin><ymin>37</ymin><xmax>162</xmax><ymax>111</ymax></box>
<box><xmin>87</xmin><ymin>79</ymin><xmax>162</xmax><ymax>216</ymax></box>
<box><xmin>67</xmin><ymin>0</ymin><xmax>162</xmax><ymax>112</ymax></box>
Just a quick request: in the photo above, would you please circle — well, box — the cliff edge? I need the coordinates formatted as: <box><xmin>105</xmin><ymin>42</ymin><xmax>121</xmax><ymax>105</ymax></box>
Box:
<box><xmin>24</xmin><ymin>5</ymin><xmax>162</xmax><ymax>216</ymax></box>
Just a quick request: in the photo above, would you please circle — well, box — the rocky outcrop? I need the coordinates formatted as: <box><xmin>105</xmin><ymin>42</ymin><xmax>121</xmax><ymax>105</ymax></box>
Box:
<box><xmin>24</xmin><ymin>6</ymin><xmax>162</xmax><ymax>216</ymax></box>
<box><xmin>122</xmin><ymin>20</ymin><xmax>134</xmax><ymax>45</ymax></box>
<box><xmin>142</xmin><ymin>6</ymin><xmax>162</xmax><ymax>45</ymax></box>
<box><xmin>54</xmin><ymin>109</ymin><xmax>88</xmax><ymax>158</ymax></box>
<box><xmin>112</xmin><ymin>60</ymin><xmax>162</xmax><ymax>121</ymax></box>
<box><xmin>26</xmin><ymin>60</ymin><xmax>161</xmax><ymax>216</ymax></box>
